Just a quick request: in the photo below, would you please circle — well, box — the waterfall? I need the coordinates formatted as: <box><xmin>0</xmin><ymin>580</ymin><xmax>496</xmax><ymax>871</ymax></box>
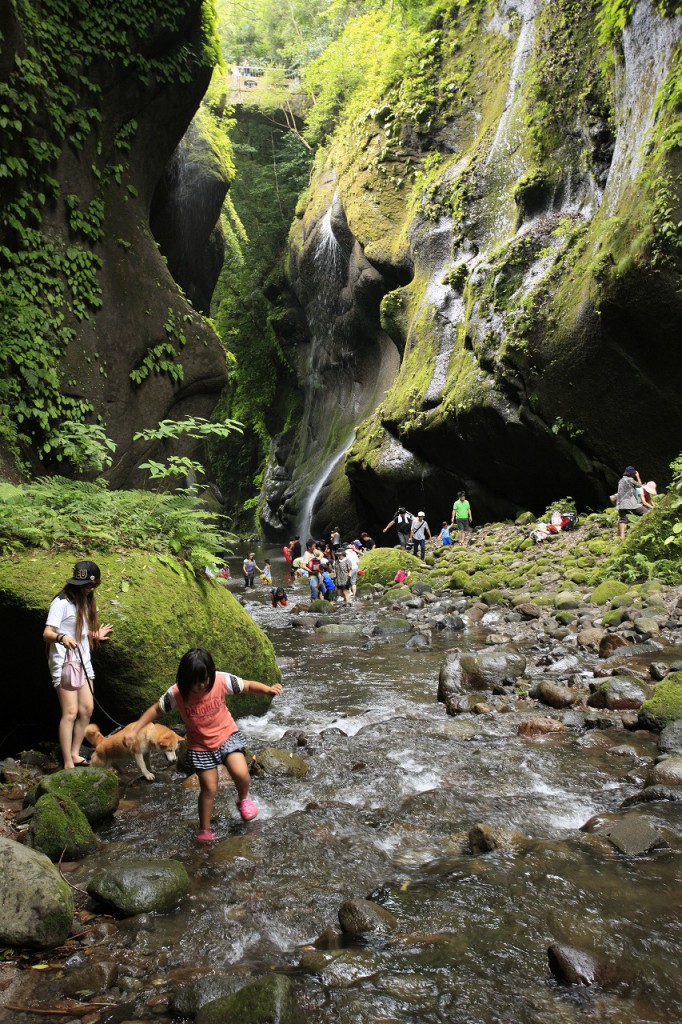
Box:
<box><xmin>297</xmin><ymin>432</ymin><xmax>356</xmax><ymax>541</ymax></box>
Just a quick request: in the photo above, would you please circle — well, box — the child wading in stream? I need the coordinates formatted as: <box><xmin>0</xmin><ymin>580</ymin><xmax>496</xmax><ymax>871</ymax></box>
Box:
<box><xmin>124</xmin><ymin>647</ymin><xmax>282</xmax><ymax>842</ymax></box>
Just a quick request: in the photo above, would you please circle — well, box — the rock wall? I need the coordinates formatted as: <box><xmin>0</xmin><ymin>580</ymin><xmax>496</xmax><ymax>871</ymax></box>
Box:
<box><xmin>262</xmin><ymin>0</ymin><xmax>682</xmax><ymax>536</ymax></box>
<box><xmin>0</xmin><ymin>1</ymin><xmax>228</xmax><ymax>486</ymax></box>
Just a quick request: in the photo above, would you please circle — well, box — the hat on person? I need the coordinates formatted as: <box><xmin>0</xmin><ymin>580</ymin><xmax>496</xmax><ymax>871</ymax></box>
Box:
<box><xmin>66</xmin><ymin>560</ymin><xmax>101</xmax><ymax>586</ymax></box>
<box><xmin>644</xmin><ymin>481</ymin><xmax>657</xmax><ymax>494</ymax></box>
<box><xmin>353</xmin><ymin>539</ymin><xmax>362</xmax><ymax>548</ymax></box>
<box><xmin>623</xmin><ymin>466</ymin><xmax>636</xmax><ymax>477</ymax></box>
<box><xmin>398</xmin><ymin>506</ymin><xmax>406</xmax><ymax>513</ymax></box>
<box><xmin>417</xmin><ymin>511</ymin><xmax>425</xmax><ymax>517</ymax></box>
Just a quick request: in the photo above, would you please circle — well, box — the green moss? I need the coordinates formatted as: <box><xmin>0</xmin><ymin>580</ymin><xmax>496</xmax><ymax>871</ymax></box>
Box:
<box><xmin>36</xmin><ymin>768</ymin><xmax>119</xmax><ymax>826</ymax></box>
<box><xmin>555</xmin><ymin>610</ymin><xmax>576</xmax><ymax>625</ymax></box>
<box><xmin>358</xmin><ymin>548</ymin><xmax>423</xmax><ymax>586</ymax></box>
<box><xmin>196</xmin><ymin>975</ymin><xmax>300</xmax><ymax>1024</ymax></box>
<box><xmin>602</xmin><ymin>607</ymin><xmax>625</xmax><ymax>625</ymax></box>
<box><xmin>463</xmin><ymin>571</ymin><xmax>495</xmax><ymax>596</ymax></box>
<box><xmin>590</xmin><ymin>579</ymin><xmax>630</xmax><ymax>604</ymax></box>
<box><xmin>31</xmin><ymin>793</ymin><xmax>97</xmax><ymax>862</ymax></box>
<box><xmin>481</xmin><ymin>589</ymin><xmax>506</xmax><ymax>605</ymax></box>
<box><xmin>0</xmin><ymin>549</ymin><xmax>280</xmax><ymax>727</ymax></box>
<box><xmin>639</xmin><ymin>672</ymin><xmax>682</xmax><ymax>730</ymax></box>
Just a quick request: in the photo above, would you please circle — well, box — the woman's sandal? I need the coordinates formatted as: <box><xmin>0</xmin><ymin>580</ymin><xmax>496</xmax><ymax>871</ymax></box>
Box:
<box><xmin>72</xmin><ymin>757</ymin><xmax>90</xmax><ymax>767</ymax></box>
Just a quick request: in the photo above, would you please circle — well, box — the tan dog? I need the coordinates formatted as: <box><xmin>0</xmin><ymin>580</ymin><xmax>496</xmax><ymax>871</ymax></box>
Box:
<box><xmin>85</xmin><ymin>723</ymin><xmax>181</xmax><ymax>781</ymax></box>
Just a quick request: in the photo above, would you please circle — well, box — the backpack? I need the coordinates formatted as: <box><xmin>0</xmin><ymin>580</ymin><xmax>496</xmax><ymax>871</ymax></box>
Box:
<box><xmin>561</xmin><ymin>512</ymin><xmax>578</xmax><ymax>531</ymax></box>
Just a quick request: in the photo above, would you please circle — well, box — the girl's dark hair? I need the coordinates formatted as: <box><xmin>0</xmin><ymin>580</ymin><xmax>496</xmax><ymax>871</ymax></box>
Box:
<box><xmin>60</xmin><ymin>582</ymin><xmax>100</xmax><ymax>647</ymax></box>
<box><xmin>176</xmin><ymin>648</ymin><xmax>216</xmax><ymax>699</ymax></box>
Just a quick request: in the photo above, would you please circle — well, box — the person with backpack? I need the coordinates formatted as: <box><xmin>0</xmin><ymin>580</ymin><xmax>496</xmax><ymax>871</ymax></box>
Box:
<box><xmin>409</xmin><ymin>512</ymin><xmax>431</xmax><ymax>560</ymax></box>
<box><xmin>43</xmin><ymin>560</ymin><xmax>113</xmax><ymax>770</ymax></box>
<box><xmin>382</xmin><ymin>506</ymin><xmax>413</xmax><ymax>550</ymax></box>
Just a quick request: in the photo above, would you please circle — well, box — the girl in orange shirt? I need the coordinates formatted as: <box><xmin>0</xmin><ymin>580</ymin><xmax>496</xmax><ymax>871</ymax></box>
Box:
<box><xmin>125</xmin><ymin>648</ymin><xmax>282</xmax><ymax>842</ymax></box>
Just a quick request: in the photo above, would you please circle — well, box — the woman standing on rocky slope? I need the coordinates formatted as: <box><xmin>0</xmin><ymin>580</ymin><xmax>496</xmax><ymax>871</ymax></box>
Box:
<box><xmin>616</xmin><ymin>466</ymin><xmax>646</xmax><ymax>540</ymax></box>
<box><xmin>43</xmin><ymin>560</ymin><xmax>112</xmax><ymax>769</ymax></box>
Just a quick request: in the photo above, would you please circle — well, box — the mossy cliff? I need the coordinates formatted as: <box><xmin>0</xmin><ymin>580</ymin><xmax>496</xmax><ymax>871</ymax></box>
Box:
<box><xmin>0</xmin><ymin>1</ymin><xmax>227</xmax><ymax>485</ymax></box>
<box><xmin>261</xmin><ymin>0</ymin><xmax>682</xmax><ymax>537</ymax></box>
<box><xmin>0</xmin><ymin>550</ymin><xmax>280</xmax><ymax>748</ymax></box>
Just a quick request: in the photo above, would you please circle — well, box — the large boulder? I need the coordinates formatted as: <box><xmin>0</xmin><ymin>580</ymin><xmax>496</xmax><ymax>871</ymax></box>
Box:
<box><xmin>256</xmin><ymin>748</ymin><xmax>308</xmax><ymax>778</ymax></box>
<box><xmin>356</xmin><ymin>549</ymin><xmax>423</xmax><ymax>587</ymax></box>
<box><xmin>36</xmin><ymin>767</ymin><xmax>119</xmax><ymax>826</ymax></box>
<box><xmin>87</xmin><ymin>859</ymin><xmax>190</xmax><ymax>916</ymax></box>
<box><xmin>0</xmin><ymin>837</ymin><xmax>74</xmax><ymax>948</ymax></box>
<box><xmin>0</xmin><ymin>550</ymin><xmax>281</xmax><ymax>732</ymax></box>
<box><xmin>458</xmin><ymin>648</ymin><xmax>527</xmax><ymax>691</ymax></box>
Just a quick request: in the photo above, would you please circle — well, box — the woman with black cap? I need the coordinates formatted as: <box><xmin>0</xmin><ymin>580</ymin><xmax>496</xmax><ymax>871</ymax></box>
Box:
<box><xmin>43</xmin><ymin>560</ymin><xmax>112</xmax><ymax>769</ymax></box>
<box><xmin>616</xmin><ymin>466</ymin><xmax>645</xmax><ymax>540</ymax></box>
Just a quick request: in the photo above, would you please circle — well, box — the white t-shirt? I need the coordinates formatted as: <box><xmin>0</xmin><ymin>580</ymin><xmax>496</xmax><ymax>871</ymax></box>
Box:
<box><xmin>46</xmin><ymin>595</ymin><xmax>94</xmax><ymax>687</ymax></box>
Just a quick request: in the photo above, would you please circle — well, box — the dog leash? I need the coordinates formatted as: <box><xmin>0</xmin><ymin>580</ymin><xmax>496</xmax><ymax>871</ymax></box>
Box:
<box><xmin>74</xmin><ymin>644</ymin><xmax>124</xmax><ymax>731</ymax></box>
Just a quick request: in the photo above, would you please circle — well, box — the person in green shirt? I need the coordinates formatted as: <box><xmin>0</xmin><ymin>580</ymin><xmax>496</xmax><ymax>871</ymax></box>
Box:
<box><xmin>451</xmin><ymin>490</ymin><xmax>472</xmax><ymax>545</ymax></box>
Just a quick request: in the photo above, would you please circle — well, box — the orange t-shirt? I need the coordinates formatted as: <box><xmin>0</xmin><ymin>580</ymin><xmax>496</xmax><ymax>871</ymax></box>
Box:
<box><xmin>159</xmin><ymin>672</ymin><xmax>242</xmax><ymax>751</ymax></box>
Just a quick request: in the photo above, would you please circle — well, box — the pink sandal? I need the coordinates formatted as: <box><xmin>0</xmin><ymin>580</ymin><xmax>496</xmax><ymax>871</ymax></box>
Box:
<box><xmin>236</xmin><ymin>797</ymin><xmax>258</xmax><ymax>821</ymax></box>
<box><xmin>196</xmin><ymin>829</ymin><xmax>216</xmax><ymax>843</ymax></box>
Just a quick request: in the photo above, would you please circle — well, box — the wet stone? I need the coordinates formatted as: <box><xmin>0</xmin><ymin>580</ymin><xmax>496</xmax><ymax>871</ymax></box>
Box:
<box><xmin>195</xmin><ymin>976</ymin><xmax>301</xmax><ymax>1024</ymax></box>
<box><xmin>602</xmin><ymin>816</ymin><xmax>669</xmax><ymax>856</ymax></box>
<box><xmin>587</xmin><ymin>676</ymin><xmax>651</xmax><ymax>711</ymax></box>
<box><xmin>256</xmin><ymin>748</ymin><xmax>309</xmax><ymax>778</ymax></box>
<box><xmin>87</xmin><ymin>859</ymin><xmax>191</xmax><ymax>917</ymax></box>
<box><xmin>659</xmin><ymin>720</ymin><xmax>682</xmax><ymax>753</ymax></box>
<box><xmin>172</xmin><ymin>974</ymin><xmax>242</xmax><ymax>1017</ymax></box>
<box><xmin>650</xmin><ymin>662</ymin><xmax>670</xmax><ymax>681</ymax></box>
<box><xmin>533</xmin><ymin>680</ymin><xmax>577</xmax><ymax>710</ymax></box>
<box><xmin>62</xmin><ymin>960</ymin><xmax>119</xmax><ymax>997</ymax></box>
<box><xmin>338</xmin><ymin>897</ymin><xmax>398</xmax><ymax>936</ymax></box>
<box><xmin>622</xmin><ymin>785</ymin><xmax>682</xmax><ymax>806</ymax></box>
<box><xmin>517</xmin><ymin>718</ymin><xmax>566</xmax><ymax>738</ymax></box>
<box><xmin>547</xmin><ymin>943</ymin><xmax>613</xmax><ymax>986</ymax></box>
<box><xmin>646</xmin><ymin>754</ymin><xmax>682</xmax><ymax>788</ymax></box>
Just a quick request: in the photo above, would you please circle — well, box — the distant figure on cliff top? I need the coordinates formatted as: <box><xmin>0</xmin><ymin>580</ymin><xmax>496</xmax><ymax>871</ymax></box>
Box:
<box><xmin>382</xmin><ymin>506</ymin><xmax>413</xmax><ymax>550</ymax></box>
<box><xmin>451</xmin><ymin>490</ymin><xmax>473</xmax><ymax>546</ymax></box>
<box><xmin>616</xmin><ymin>466</ymin><xmax>646</xmax><ymax>540</ymax></box>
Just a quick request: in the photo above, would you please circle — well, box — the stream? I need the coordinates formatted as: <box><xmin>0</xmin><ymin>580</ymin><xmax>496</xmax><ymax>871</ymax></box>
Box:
<box><xmin>25</xmin><ymin>547</ymin><xmax>682</xmax><ymax>1023</ymax></box>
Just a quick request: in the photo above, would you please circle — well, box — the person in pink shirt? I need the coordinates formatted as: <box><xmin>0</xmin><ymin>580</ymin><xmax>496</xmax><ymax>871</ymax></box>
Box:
<box><xmin>125</xmin><ymin>648</ymin><xmax>282</xmax><ymax>842</ymax></box>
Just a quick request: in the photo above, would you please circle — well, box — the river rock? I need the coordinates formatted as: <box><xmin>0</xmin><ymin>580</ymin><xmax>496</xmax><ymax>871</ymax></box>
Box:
<box><xmin>30</xmin><ymin>793</ymin><xmax>97</xmax><ymax>862</ymax></box>
<box><xmin>590</xmin><ymin>580</ymin><xmax>630</xmax><ymax>605</ymax></box>
<box><xmin>338</xmin><ymin>897</ymin><xmax>398</xmax><ymax>936</ymax></box>
<box><xmin>577</xmin><ymin>627</ymin><xmax>606</xmax><ymax>651</ymax></box>
<box><xmin>547</xmin><ymin>943</ymin><xmax>613</xmax><ymax>986</ymax></box>
<box><xmin>406</xmin><ymin>632</ymin><xmax>430</xmax><ymax>649</ymax></box>
<box><xmin>622</xmin><ymin>785</ymin><xmax>682</xmax><ymax>806</ymax></box>
<box><xmin>639</xmin><ymin>672</ymin><xmax>682</xmax><ymax>730</ymax></box>
<box><xmin>599</xmin><ymin>633</ymin><xmax>632</xmax><ymax>659</ymax></box>
<box><xmin>35</xmin><ymin>767</ymin><xmax>119</xmax><ymax>825</ymax></box>
<box><xmin>601</xmin><ymin>816</ymin><xmax>668</xmax><ymax>856</ymax></box>
<box><xmin>659</xmin><ymin>720</ymin><xmax>682</xmax><ymax>753</ymax></box>
<box><xmin>555</xmin><ymin>591</ymin><xmax>583</xmax><ymax>610</ymax></box>
<box><xmin>587</xmin><ymin>676</ymin><xmax>651</xmax><ymax>711</ymax></box>
<box><xmin>533</xmin><ymin>680</ymin><xmax>577</xmax><ymax>710</ymax></box>
<box><xmin>87</xmin><ymin>859</ymin><xmax>190</xmax><ymax>916</ymax></box>
<box><xmin>62</xmin><ymin>960</ymin><xmax>118</xmax><ymax>997</ymax></box>
<box><xmin>645</xmin><ymin>755</ymin><xmax>682</xmax><ymax>788</ymax></box>
<box><xmin>196</xmin><ymin>975</ymin><xmax>301</xmax><ymax>1024</ymax></box>
<box><xmin>517</xmin><ymin>602</ymin><xmax>542</xmax><ymax>619</ymax></box>
<box><xmin>517</xmin><ymin>718</ymin><xmax>566</xmax><ymax>738</ymax></box>
<box><xmin>172</xmin><ymin>975</ymin><xmax>242</xmax><ymax>1017</ymax></box>
<box><xmin>316</xmin><ymin>623</ymin><xmax>358</xmax><ymax>635</ymax></box>
<box><xmin>458</xmin><ymin>648</ymin><xmax>527</xmax><ymax>691</ymax></box>
<box><xmin>446</xmin><ymin>693</ymin><xmax>483</xmax><ymax>715</ymax></box>
<box><xmin>256</xmin><ymin>748</ymin><xmax>308</xmax><ymax>778</ymax></box>
<box><xmin>635</xmin><ymin>616</ymin><xmax>660</xmax><ymax>636</ymax></box>
<box><xmin>0</xmin><ymin>837</ymin><xmax>74</xmax><ymax>948</ymax></box>
<box><xmin>438</xmin><ymin>653</ymin><xmax>464</xmax><ymax>702</ymax></box>
<box><xmin>468</xmin><ymin>823</ymin><xmax>523</xmax><ymax>853</ymax></box>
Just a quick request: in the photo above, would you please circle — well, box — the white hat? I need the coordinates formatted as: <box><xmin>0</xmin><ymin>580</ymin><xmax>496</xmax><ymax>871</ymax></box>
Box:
<box><xmin>417</xmin><ymin>511</ymin><xmax>425</xmax><ymax>517</ymax></box>
<box><xmin>643</xmin><ymin>481</ymin><xmax>657</xmax><ymax>495</ymax></box>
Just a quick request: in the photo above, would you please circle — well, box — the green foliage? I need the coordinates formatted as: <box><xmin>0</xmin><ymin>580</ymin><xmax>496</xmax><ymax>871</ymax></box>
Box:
<box><xmin>0</xmin><ymin>477</ymin><xmax>233</xmax><ymax>574</ymax></box>
<box><xmin>134</xmin><ymin>416</ymin><xmax>243</xmax><ymax>487</ymax></box>
<box><xmin>0</xmin><ymin>0</ymin><xmax>220</xmax><ymax>457</ymax></box>
<box><xmin>597</xmin><ymin>0</ymin><xmax>634</xmax><ymax>47</ymax></box>
<box><xmin>44</xmin><ymin>421</ymin><xmax>117</xmax><ymax>475</ymax></box>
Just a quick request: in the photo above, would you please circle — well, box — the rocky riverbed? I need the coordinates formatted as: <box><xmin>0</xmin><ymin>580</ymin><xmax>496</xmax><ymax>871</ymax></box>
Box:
<box><xmin>1</xmin><ymin>522</ymin><xmax>681</xmax><ymax>1024</ymax></box>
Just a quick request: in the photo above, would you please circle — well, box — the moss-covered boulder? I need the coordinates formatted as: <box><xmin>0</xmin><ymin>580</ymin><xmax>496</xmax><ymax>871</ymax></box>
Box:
<box><xmin>0</xmin><ymin>551</ymin><xmax>281</xmax><ymax>732</ymax></box>
<box><xmin>196</xmin><ymin>976</ymin><xmax>301</xmax><ymax>1024</ymax></box>
<box><xmin>36</xmin><ymin>768</ymin><xmax>119</xmax><ymax>826</ymax></box>
<box><xmin>0</xmin><ymin>837</ymin><xmax>74</xmax><ymax>949</ymax></box>
<box><xmin>463</xmin><ymin>572</ymin><xmax>496</xmax><ymax>597</ymax></box>
<box><xmin>87</xmin><ymin>859</ymin><xmax>190</xmax><ymax>917</ymax></box>
<box><xmin>639</xmin><ymin>673</ymin><xmax>682</xmax><ymax>731</ymax></box>
<box><xmin>588</xmin><ymin>677</ymin><xmax>652</xmax><ymax>712</ymax></box>
<box><xmin>31</xmin><ymin>794</ymin><xmax>97</xmax><ymax>861</ymax></box>
<box><xmin>357</xmin><ymin>549</ymin><xmax>423</xmax><ymax>587</ymax></box>
<box><xmin>590</xmin><ymin>580</ymin><xmax>630</xmax><ymax>604</ymax></box>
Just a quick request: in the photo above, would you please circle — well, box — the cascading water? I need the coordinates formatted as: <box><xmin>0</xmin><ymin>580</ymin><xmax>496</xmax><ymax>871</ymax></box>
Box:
<box><xmin>297</xmin><ymin>431</ymin><xmax>356</xmax><ymax>540</ymax></box>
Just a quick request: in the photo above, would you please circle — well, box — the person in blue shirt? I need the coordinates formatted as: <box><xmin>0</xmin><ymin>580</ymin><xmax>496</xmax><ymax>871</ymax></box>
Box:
<box><xmin>438</xmin><ymin>521</ymin><xmax>452</xmax><ymax>546</ymax></box>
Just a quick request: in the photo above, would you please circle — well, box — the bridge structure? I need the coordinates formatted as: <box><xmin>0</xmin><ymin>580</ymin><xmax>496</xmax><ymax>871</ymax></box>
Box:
<box><xmin>225</xmin><ymin>64</ymin><xmax>306</xmax><ymax>114</ymax></box>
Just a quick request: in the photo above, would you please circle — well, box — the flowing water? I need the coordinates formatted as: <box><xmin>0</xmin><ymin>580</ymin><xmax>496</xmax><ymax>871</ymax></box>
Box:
<box><xmin>67</xmin><ymin>548</ymin><xmax>682</xmax><ymax>1023</ymax></box>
